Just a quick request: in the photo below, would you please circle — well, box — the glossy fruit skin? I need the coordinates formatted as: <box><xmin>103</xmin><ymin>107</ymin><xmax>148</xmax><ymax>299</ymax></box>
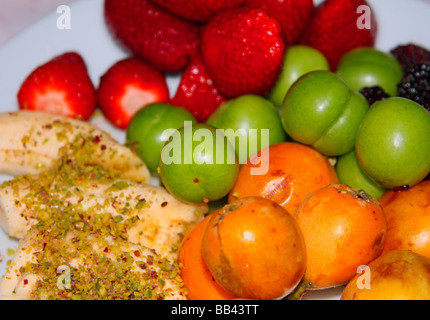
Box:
<box><xmin>104</xmin><ymin>0</ymin><xmax>199</xmax><ymax>72</ymax></box>
<box><xmin>151</xmin><ymin>0</ymin><xmax>245</xmax><ymax>22</ymax></box>
<box><xmin>268</xmin><ymin>45</ymin><xmax>330</xmax><ymax>108</ymax></box>
<box><xmin>355</xmin><ymin>97</ymin><xmax>430</xmax><ymax>189</ymax></box>
<box><xmin>201</xmin><ymin>197</ymin><xmax>307</xmax><ymax>300</ymax></box>
<box><xmin>335</xmin><ymin>150</ymin><xmax>387</xmax><ymax>200</ymax></box>
<box><xmin>379</xmin><ymin>180</ymin><xmax>430</xmax><ymax>258</ymax></box>
<box><xmin>342</xmin><ymin>250</ymin><xmax>430</xmax><ymax>300</ymax></box>
<box><xmin>336</xmin><ymin>47</ymin><xmax>403</xmax><ymax>97</ymax></box>
<box><xmin>229</xmin><ymin>142</ymin><xmax>338</xmax><ymax>215</ymax></box>
<box><xmin>17</xmin><ymin>52</ymin><xmax>97</xmax><ymax>120</ymax></box>
<box><xmin>97</xmin><ymin>57</ymin><xmax>170</xmax><ymax>129</ymax></box>
<box><xmin>295</xmin><ymin>183</ymin><xmax>386</xmax><ymax>289</ymax></box>
<box><xmin>299</xmin><ymin>0</ymin><xmax>377</xmax><ymax>70</ymax></box>
<box><xmin>170</xmin><ymin>55</ymin><xmax>227</xmax><ymax>122</ymax></box>
<box><xmin>178</xmin><ymin>215</ymin><xmax>236</xmax><ymax>300</ymax></box>
<box><xmin>244</xmin><ymin>0</ymin><xmax>314</xmax><ymax>47</ymax></box>
<box><xmin>126</xmin><ymin>103</ymin><xmax>196</xmax><ymax>173</ymax></box>
<box><xmin>207</xmin><ymin>94</ymin><xmax>287</xmax><ymax>163</ymax></box>
<box><xmin>201</xmin><ymin>7</ymin><xmax>285</xmax><ymax>98</ymax></box>
<box><xmin>159</xmin><ymin>124</ymin><xmax>239</xmax><ymax>204</ymax></box>
<box><xmin>281</xmin><ymin>71</ymin><xmax>369</xmax><ymax>156</ymax></box>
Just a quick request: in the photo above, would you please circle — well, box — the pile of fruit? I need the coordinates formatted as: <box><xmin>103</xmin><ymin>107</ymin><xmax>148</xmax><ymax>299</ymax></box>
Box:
<box><xmin>14</xmin><ymin>0</ymin><xmax>430</xmax><ymax>300</ymax></box>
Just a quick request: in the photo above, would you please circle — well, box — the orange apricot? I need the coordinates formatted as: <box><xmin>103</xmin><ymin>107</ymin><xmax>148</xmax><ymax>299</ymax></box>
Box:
<box><xmin>228</xmin><ymin>142</ymin><xmax>338</xmax><ymax>215</ymax></box>
<box><xmin>295</xmin><ymin>183</ymin><xmax>386</xmax><ymax>290</ymax></box>
<box><xmin>178</xmin><ymin>215</ymin><xmax>235</xmax><ymax>300</ymax></box>
<box><xmin>379</xmin><ymin>180</ymin><xmax>430</xmax><ymax>258</ymax></box>
<box><xmin>201</xmin><ymin>196</ymin><xmax>306</xmax><ymax>300</ymax></box>
<box><xmin>342</xmin><ymin>250</ymin><xmax>430</xmax><ymax>300</ymax></box>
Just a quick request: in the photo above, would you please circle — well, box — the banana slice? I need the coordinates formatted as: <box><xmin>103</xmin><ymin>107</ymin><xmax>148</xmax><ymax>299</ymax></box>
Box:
<box><xmin>0</xmin><ymin>229</ymin><xmax>187</xmax><ymax>300</ymax></box>
<box><xmin>0</xmin><ymin>110</ymin><xmax>203</xmax><ymax>300</ymax></box>
<box><xmin>0</xmin><ymin>110</ymin><xmax>150</xmax><ymax>182</ymax></box>
<box><xmin>0</xmin><ymin>173</ymin><xmax>206</xmax><ymax>261</ymax></box>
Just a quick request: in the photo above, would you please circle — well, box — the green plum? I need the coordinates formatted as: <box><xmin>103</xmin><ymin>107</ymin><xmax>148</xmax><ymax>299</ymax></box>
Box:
<box><xmin>336</xmin><ymin>47</ymin><xmax>403</xmax><ymax>97</ymax></box>
<box><xmin>335</xmin><ymin>150</ymin><xmax>388</xmax><ymax>199</ymax></box>
<box><xmin>355</xmin><ymin>97</ymin><xmax>430</xmax><ymax>189</ymax></box>
<box><xmin>281</xmin><ymin>70</ymin><xmax>369</xmax><ymax>156</ymax></box>
<box><xmin>159</xmin><ymin>124</ymin><xmax>239</xmax><ymax>204</ymax></box>
<box><xmin>126</xmin><ymin>102</ymin><xmax>196</xmax><ymax>173</ymax></box>
<box><xmin>268</xmin><ymin>45</ymin><xmax>330</xmax><ymax>108</ymax></box>
<box><xmin>207</xmin><ymin>94</ymin><xmax>287</xmax><ymax>163</ymax></box>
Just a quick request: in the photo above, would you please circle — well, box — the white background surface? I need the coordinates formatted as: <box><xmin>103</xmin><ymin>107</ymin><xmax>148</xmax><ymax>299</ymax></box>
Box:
<box><xmin>0</xmin><ymin>0</ymin><xmax>74</xmax><ymax>46</ymax></box>
<box><xmin>0</xmin><ymin>0</ymin><xmax>430</xmax><ymax>300</ymax></box>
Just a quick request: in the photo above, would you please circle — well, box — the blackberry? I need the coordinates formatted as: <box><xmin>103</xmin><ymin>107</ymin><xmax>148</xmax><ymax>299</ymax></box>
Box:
<box><xmin>391</xmin><ymin>43</ymin><xmax>430</xmax><ymax>69</ymax></box>
<box><xmin>397</xmin><ymin>63</ymin><xmax>430</xmax><ymax>112</ymax></box>
<box><xmin>359</xmin><ymin>86</ymin><xmax>390</xmax><ymax>106</ymax></box>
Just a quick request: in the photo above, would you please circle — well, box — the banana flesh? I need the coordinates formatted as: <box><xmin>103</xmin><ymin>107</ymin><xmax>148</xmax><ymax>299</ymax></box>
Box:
<box><xmin>0</xmin><ymin>110</ymin><xmax>207</xmax><ymax>300</ymax></box>
<box><xmin>0</xmin><ymin>229</ymin><xmax>187</xmax><ymax>300</ymax></box>
<box><xmin>0</xmin><ymin>174</ymin><xmax>206</xmax><ymax>261</ymax></box>
<box><xmin>0</xmin><ymin>110</ymin><xmax>150</xmax><ymax>182</ymax></box>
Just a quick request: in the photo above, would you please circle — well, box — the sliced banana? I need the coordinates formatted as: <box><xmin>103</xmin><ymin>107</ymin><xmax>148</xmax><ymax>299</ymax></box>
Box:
<box><xmin>0</xmin><ymin>174</ymin><xmax>206</xmax><ymax>261</ymax></box>
<box><xmin>0</xmin><ymin>110</ymin><xmax>206</xmax><ymax>300</ymax></box>
<box><xmin>0</xmin><ymin>229</ymin><xmax>187</xmax><ymax>300</ymax></box>
<box><xmin>0</xmin><ymin>110</ymin><xmax>150</xmax><ymax>182</ymax></box>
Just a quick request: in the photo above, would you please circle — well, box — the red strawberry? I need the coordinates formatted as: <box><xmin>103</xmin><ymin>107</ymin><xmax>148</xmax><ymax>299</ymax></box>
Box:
<box><xmin>97</xmin><ymin>57</ymin><xmax>170</xmax><ymax>129</ymax></box>
<box><xmin>299</xmin><ymin>0</ymin><xmax>377</xmax><ymax>71</ymax></box>
<box><xmin>17</xmin><ymin>52</ymin><xmax>97</xmax><ymax>120</ymax></box>
<box><xmin>201</xmin><ymin>7</ymin><xmax>285</xmax><ymax>98</ymax></box>
<box><xmin>151</xmin><ymin>0</ymin><xmax>245</xmax><ymax>23</ymax></box>
<box><xmin>244</xmin><ymin>0</ymin><xmax>314</xmax><ymax>46</ymax></box>
<box><xmin>104</xmin><ymin>0</ymin><xmax>200</xmax><ymax>72</ymax></box>
<box><xmin>170</xmin><ymin>55</ymin><xmax>227</xmax><ymax>122</ymax></box>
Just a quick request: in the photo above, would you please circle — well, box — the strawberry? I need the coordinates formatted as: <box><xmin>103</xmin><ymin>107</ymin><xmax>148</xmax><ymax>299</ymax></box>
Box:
<box><xmin>17</xmin><ymin>52</ymin><xmax>97</xmax><ymax>120</ymax></box>
<box><xmin>97</xmin><ymin>57</ymin><xmax>170</xmax><ymax>130</ymax></box>
<box><xmin>104</xmin><ymin>0</ymin><xmax>200</xmax><ymax>72</ymax></box>
<box><xmin>244</xmin><ymin>0</ymin><xmax>314</xmax><ymax>47</ymax></box>
<box><xmin>299</xmin><ymin>0</ymin><xmax>377</xmax><ymax>71</ymax></box>
<box><xmin>170</xmin><ymin>55</ymin><xmax>227</xmax><ymax>122</ymax></box>
<box><xmin>201</xmin><ymin>7</ymin><xmax>285</xmax><ymax>98</ymax></box>
<box><xmin>151</xmin><ymin>0</ymin><xmax>245</xmax><ymax>23</ymax></box>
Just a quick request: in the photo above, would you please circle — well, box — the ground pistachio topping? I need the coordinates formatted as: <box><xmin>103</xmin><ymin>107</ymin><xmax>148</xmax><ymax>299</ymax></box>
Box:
<box><xmin>17</xmin><ymin>229</ymin><xmax>184</xmax><ymax>300</ymax></box>
<box><xmin>2</xmin><ymin>132</ymin><xmax>186</xmax><ymax>300</ymax></box>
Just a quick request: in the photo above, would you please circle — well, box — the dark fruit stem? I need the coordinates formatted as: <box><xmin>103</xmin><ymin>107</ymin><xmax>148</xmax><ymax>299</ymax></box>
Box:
<box><xmin>285</xmin><ymin>279</ymin><xmax>309</xmax><ymax>300</ymax></box>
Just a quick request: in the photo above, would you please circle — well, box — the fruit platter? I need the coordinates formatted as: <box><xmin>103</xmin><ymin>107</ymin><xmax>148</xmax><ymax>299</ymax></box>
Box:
<box><xmin>0</xmin><ymin>0</ymin><xmax>430</xmax><ymax>301</ymax></box>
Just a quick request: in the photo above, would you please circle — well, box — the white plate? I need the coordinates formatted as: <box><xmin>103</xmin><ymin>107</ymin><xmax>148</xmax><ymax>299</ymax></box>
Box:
<box><xmin>0</xmin><ymin>0</ymin><xmax>429</xmax><ymax>300</ymax></box>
